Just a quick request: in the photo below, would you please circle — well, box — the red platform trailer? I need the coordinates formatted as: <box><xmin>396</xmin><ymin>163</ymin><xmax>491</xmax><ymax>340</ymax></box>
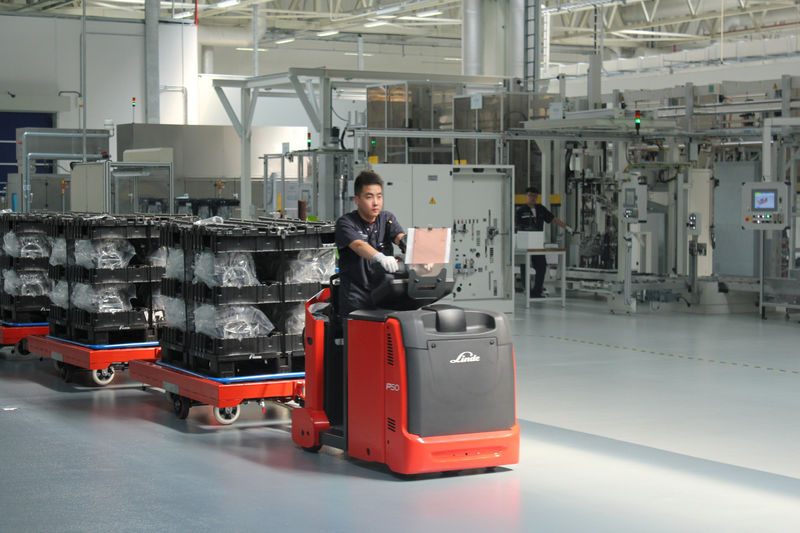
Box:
<box><xmin>0</xmin><ymin>322</ymin><xmax>50</xmax><ymax>355</ymax></box>
<box><xmin>28</xmin><ymin>335</ymin><xmax>160</xmax><ymax>386</ymax></box>
<box><xmin>129</xmin><ymin>359</ymin><xmax>305</xmax><ymax>425</ymax></box>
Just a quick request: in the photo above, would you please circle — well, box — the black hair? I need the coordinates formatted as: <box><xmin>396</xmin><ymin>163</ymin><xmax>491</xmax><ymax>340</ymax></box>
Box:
<box><xmin>354</xmin><ymin>170</ymin><xmax>384</xmax><ymax>196</ymax></box>
<box><xmin>525</xmin><ymin>186</ymin><xmax>540</xmax><ymax>195</ymax></box>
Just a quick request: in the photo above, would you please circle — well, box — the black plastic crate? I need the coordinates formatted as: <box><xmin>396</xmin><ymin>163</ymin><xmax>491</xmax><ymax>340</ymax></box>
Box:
<box><xmin>282</xmin><ymin>282</ymin><xmax>323</xmax><ymax>303</ymax></box>
<box><xmin>0</xmin><ymin>294</ymin><xmax>49</xmax><ymax>323</ymax></box>
<box><xmin>48</xmin><ymin>305</ymin><xmax>69</xmax><ymax>324</ymax></box>
<box><xmin>0</xmin><ymin>256</ymin><xmax>50</xmax><ymax>270</ymax></box>
<box><xmin>158</xmin><ymin>345</ymin><xmax>186</xmax><ymax>367</ymax></box>
<box><xmin>159</xmin><ymin>221</ymin><xmax>196</xmax><ymax>249</ymax></box>
<box><xmin>66</xmin><ymin>215</ymin><xmax>153</xmax><ymax>241</ymax></box>
<box><xmin>191</xmin><ymin>225</ymin><xmax>283</xmax><ymax>253</ymax></box>
<box><xmin>283</xmin><ymin>333</ymin><xmax>305</xmax><ymax>354</ymax></box>
<box><xmin>68</xmin><ymin>323</ymin><xmax>158</xmax><ymax>346</ymax></box>
<box><xmin>188</xmin><ymin>332</ymin><xmax>282</xmax><ymax>357</ymax></box>
<box><xmin>66</xmin><ymin>265</ymin><xmax>164</xmax><ymax>284</ymax></box>
<box><xmin>159</xmin><ymin>326</ymin><xmax>188</xmax><ymax>352</ymax></box>
<box><xmin>190</xmin><ymin>282</ymin><xmax>281</xmax><ymax>305</ymax></box>
<box><xmin>185</xmin><ymin>351</ymin><xmax>303</xmax><ymax>379</ymax></box>
<box><xmin>160</xmin><ymin>278</ymin><xmax>189</xmax><ymax>299</ymax></box>
<box><xmin>70</xmin><ymin>308</ymin><xmax>151</xmax><ymax>331</ymax></box>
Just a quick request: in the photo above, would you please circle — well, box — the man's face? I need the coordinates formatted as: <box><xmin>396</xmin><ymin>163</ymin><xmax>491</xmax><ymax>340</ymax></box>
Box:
<box><xmin>526</xmin><ymin>192</ymin><xmax>539</xmax><ymax>206</ymax></box>
<box><xmin>354</xmin><ymin>184</ymin><xmax>383</xmax><ymax>221</ymax></box>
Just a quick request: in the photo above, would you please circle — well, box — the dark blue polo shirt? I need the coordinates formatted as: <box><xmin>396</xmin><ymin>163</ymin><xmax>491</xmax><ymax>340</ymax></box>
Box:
<box><xmin>515</xmin><ymin>204</ymin><xmax>554</xmax><ymax>231</ymax></box>
<box><xmin>335</xmin><ymin>210</ymin><xmax>404</xmax><ymax>317</ymax></box>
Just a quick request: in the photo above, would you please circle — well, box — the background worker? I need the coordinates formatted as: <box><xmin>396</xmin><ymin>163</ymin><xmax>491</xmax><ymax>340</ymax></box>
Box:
<box><xmin>516</xmin><ymin>186</ymin><xmax>574</xmax><ymax>298</ymax></box>
<box><xmin>335</xmin><ymin>170</ymin><xmax>406</xmax><ymax>320</ymax></box>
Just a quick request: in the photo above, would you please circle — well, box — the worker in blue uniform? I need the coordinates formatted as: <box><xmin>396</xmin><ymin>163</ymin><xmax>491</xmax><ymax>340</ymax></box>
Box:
<box><xmin>335</xmin><ymin>170</ymin><xmax>406</xmax><ymax>321</ymax></box>
<box><xmin>516</xmin><ymin>186</ymin><xmax>573</xmax><ymax>298</ymax></box>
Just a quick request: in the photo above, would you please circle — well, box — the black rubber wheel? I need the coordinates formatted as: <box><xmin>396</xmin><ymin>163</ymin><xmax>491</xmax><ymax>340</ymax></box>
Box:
<box><xmin>172</xmin><ymin>395</ymin><xmax>191</xmax><ymax>419</ymax></box>
<box><xmin>59</xmin><ymin>364</ymin><xmax>74</xmax><ymax>382</ymax></box>
<box><xmin>14</xmin><ymin>339</ymin><xmax>30</xmax><ymax>357</ymax></box>
<box><xmin>302</xmin><ymin>444</ymin><xmax>322</xmax><ymax>453</ymax></box>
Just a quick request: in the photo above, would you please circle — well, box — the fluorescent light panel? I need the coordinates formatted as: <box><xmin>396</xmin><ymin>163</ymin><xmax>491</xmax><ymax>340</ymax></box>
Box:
<box><xmin>416</xmin><ymin>9</ymin><xmax>442</xmax><ymax>17</ymax></box>
<box><xmin>443</xmin><ymin>57</ymin><xmax>462</xmax><ymax>61</ymax></box>
<box><xmin>317</xmin><ymin>30</ymin><xmax>339</xmax><ymax>37</ymax></box>
<box><xmin>173</xmin><ymin>10</ymin><xmax>193</xmax><ymax>18</ymax></box>
<box><xmin>364</xmin><ymin>20</ymin><xmax>387</xmax><ymax>28</ymax></box>
<box><xmin>275</xmin><ymin>37</ymin><xmax>295</xmax><ymax>44</ymax></box>
<box><xmin>344</xmin><ymin>52</ymin><xmax>374</xmax><ymax>56</ymax></box>
<box><xmin>236</xmin><ymin>47</ymin><xmax>268</xmax><ymax>52</ymax></box>
<box><xmin>215</xmin><ymin>0</ymin><xmax>239</xmax><ymax>8</ymax></box>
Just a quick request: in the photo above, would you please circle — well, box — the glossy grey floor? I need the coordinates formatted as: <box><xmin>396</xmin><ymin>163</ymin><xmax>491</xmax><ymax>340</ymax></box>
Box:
<box><xmin>1</xmin><ymin>298</ymin><xmax>799</xmax><ymax>532</ymax></box>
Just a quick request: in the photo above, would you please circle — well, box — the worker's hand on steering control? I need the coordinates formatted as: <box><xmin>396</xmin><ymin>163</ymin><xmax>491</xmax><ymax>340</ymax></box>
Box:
<box><xmin>373</xmin><ymin>252</ymin><xmax>399</xmax><ymax>273</ymax></box>
<box><xmin>566</xmin><ymin>225</ymin><xmax>575</xmax><ymax>235</ymax></box>
<box><xmin>398</xmin><ymin>235</ymin><xmax>408</xmax><ymax>253</ymax></box>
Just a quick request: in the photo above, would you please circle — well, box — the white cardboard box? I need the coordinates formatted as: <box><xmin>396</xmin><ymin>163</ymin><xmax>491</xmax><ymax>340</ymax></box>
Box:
<box><xmin>515</xmin><ymin>231</ymin><xmax>544</xmax><ymax>251</ymax></box>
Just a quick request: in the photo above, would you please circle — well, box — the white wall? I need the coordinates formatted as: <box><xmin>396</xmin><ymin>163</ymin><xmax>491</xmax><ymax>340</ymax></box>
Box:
<box><xmin>0</xmin><ymin>15</ymin><xmax>197</xmax><ymax>158</ymax></box>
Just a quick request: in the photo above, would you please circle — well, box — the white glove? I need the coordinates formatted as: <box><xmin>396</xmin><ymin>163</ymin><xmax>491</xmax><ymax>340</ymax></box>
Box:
<box><xmin>565</xmin><ymin>225</ymin><xmax>575</xmax><ymax>235</ymax></box>
<box><xmin>372</xmin><ymin>252</ymin><xmax>398</xmax><ymax>273</ymax></box>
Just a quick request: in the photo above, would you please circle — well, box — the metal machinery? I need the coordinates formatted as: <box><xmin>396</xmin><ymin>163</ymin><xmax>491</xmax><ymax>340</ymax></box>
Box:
<box><xmin>292</xmin><ymin>228</ymin><xmax>519</xmax><ymax>475</ymax></box>
<box><xmin>70</xmin><ymin>160</ymin><xmax>174</xmax><ymax>215</ymax></box>
<box><xmin>8</xmin><ymin>128</ymin><xmax>111</xmax><ymax>212</ymax></box>
<box><xmin>375</xmin><ymin>164</ymin><xmax>515</xmax><ymax>315</ymax></box>
<box><xmin>262</xmin><ymin>149</ymin><xmax>354</xmax><ymax>221</ymax></box>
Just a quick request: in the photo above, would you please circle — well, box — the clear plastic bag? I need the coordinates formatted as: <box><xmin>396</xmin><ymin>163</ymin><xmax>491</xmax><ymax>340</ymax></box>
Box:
<box><xmin>48</xmin><ymin>280</ymin><xmax>69</xmax><ymax>308</ymax></box>
<box><xmin>286</xmin><ymin>248</ymin><xmax>336</xmax><ymax>283</ymax></box>
<box><xmin>193</xmin><ymin>216</ymin><xmax>225</xmax><ymax>226</ymax></box>
<box><xmin>3</xmin><ymin>232</ymin><xmax>51</xmax><ymax>258</ymax></box>
<box><xmin>285</xmin><ymin>303</ymin><xmax>306</xmax><ymax>334</ymax></box>
<box><xmin>71</xmin><ymin>283</ymin><xmax>133</xmax><ymax>313</ymax></box>
<box><xmin>194</xmin><ymin>304</ymin><xmax>274</xmax><ymax>339</ymax></box>
<box><xmin>165</xmin><ymin>248</ymin><xmax>186</xmax><ymax>280</ymax></box>
<box><xmin>148</xmin><ymin>246</ymin><xmax>167</xmax><ymax>268</ymax></box>
<box><xmin>193</xmin><ymin>252</ymin><xmax>259</xmax><ymax>288</ymax></box>
<box><xmin>49</xmin><ymin>238</ymin><xmax>67</xmax><ymax>266</ymax></box>
<box><xmin>74</xmin><ymin>239</ymin><xmax>136</xmax><ymax>269</ymax></box>
<box><xmin>163</xmin><ymin>297</ymin><xmax>187</xmax><ymax>330</ymax></box>
<box><xmin>2</xmin><ymin>269</ymin><xmax>49</xmax><ymax>296</ymax></box>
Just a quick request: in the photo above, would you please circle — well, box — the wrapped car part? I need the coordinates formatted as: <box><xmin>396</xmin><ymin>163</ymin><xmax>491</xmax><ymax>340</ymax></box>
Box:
<box><xmin>74</xmin><ymin>239</ymin><xmax>136</xmax><ymax>269</ymax></box>
<box><xmin>49</xmin><ymin>238</ymin><xmax>67</xmax><ymax>266</ymax></box>
<box><xmin>165</xmin><ymin>248</ymin><xmax>186</xmax><ymax>280</ymax></box>
<box><xmin>194</xmin><ymin>304</ymin><xmax>274</xmax><ymax>339</ymax></box>
<box><xmin>3</xmin><ymin>232</ymin><xmax>51</xmax><ymax>258</ymax></box>
<box><xmin>285</xmin><ymin>303</ymin><xmax>306</xmax><ymax>335</ymax></box>
<box><xmin>148</xmin><ymin>246</ymin><xmax>167</xmax><ymax>268</ymax></box>
<box><xmin>71</xmin><ymin>283</ymin><xmax>133</xmax><ymax>313</ymax></box>
<box><xmin>48</xmin><ymin>280</ymin><xmax>69</xmax><ymax>308</ymax></box>
<box><xmin>163</xmin><ymin>297</ymin><xmax>187</xmax><ymax>330</ymax></box>
<box><xmin>193</xmin><ymin>252</ymin><xmax>259</xmax><ymax>288</ymax></box>
<box><xmin>286</xmin><ymin>249</ymin><xmax>336</xmax><ymax>283</ymax></box>
<box><xmin>3</xmin><ymin>269</ymin><xmax>49</xmax><ymax>296</ymax></box>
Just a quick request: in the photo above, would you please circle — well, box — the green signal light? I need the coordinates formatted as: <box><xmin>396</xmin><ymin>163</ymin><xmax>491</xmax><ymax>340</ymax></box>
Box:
<box><xmin>371</xmin><ymin>139</ymin><xmax>376</xmax><ymax>144</ymax></box>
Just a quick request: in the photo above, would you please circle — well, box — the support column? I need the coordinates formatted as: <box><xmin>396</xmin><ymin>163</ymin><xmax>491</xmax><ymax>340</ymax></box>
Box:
<box><xmin>240</xmin><ymin>87</ymin><xmax>253</xmax><ymax>219</ymax></box>
<box><xmin>462</xmin><ymin>0</ymin><xmax>483</xmax><ymax>75</ymax></box>
<box><xmin>145</xmin><ymin>0</ymin><xmax>160</xmax><ymax>124</ymax></box>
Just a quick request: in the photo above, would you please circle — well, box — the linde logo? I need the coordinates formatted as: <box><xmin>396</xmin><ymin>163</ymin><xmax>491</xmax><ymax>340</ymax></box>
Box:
<box><xmin>450</xmin><ymin>351</ymin><xmax>480</xmax><ymax>364</ymax></box>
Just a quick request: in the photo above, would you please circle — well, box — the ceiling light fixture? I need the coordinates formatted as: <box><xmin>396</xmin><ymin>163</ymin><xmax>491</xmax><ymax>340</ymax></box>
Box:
<box><xmin>236</xmin><ymin>47</ymin><xmax>268</xmax><ymax>52</ymax></box>
<box><xmin>443</xmin><ymin>57</ymin><xmax>462</xmax><ymax>61</ymax></box>
<box><xmin>317</xmin><ymin>30</ymin><xmax>340</xmax><ymax>37</ymax></box>
<box><xmin>173</xmin><ymin>10</ymin><xmax>193</xmax><ymax>18</ymax></box>
<box><xmin>416</xmin><ymin>9</ymin><xmax>442</xmax><ymax>17</ymax></box>
<box><xmin>275</xmin><ymin>37</ymin><xmax>296</xmax><ymax>44</ymax></box>
<box><xmin>375</xmin><ymin>6</ymin><xmax>401</xmax><ymax>15</ymax></box>
<box><xmin>345</xmin><ymin>52</ymin><xmax>374</xmax><ymax>56</ymax></box>
<box><xmin>215</xmin><ymin>0</ymin><xmax>240</xmax><ymax>8</ymax></box>
<box><xmin>364</xmin><ymin>20</ymin><xmax>388</xmax><ymax>28</ymax></box>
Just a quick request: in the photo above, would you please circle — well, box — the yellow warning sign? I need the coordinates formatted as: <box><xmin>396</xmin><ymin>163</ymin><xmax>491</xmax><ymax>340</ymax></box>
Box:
<box><xmin>429</xmin><ymin>197</ymin><xmax>436</xmax><ymax>205</ymax></box>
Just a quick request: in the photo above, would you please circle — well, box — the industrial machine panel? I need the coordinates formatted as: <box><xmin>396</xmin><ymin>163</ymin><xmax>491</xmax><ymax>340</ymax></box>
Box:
<box><xmin>411</xmin><ymin>165</ymin><xmax>452</xmax><ymax>228</ymax></box>
<box><xmin>741</xmin><ymin>181</ymin><xmax>789</xmax><ymax>230</ymax></box>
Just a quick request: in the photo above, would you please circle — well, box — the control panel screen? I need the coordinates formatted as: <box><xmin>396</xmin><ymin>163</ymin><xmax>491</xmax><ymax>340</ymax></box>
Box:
<box><xmin>623</xmin><ymin>189</ymin><xmax>636</xmax><ymax>208</ymax></box>
<box><xmin>753</xmin><ymin>190</ymin><xmax>776</xmax><ymax>210</ymax></box>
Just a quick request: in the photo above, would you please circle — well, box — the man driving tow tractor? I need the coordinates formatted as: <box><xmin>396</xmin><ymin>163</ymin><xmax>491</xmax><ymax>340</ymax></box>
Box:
<box><xmin>335</xmin><ymin>170</ymin><xmax>406</xmax><ymax>320</ymax></box>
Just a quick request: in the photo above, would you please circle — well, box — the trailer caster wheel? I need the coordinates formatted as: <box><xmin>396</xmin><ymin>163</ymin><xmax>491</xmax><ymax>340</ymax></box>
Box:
<box><xmin>212</xmin><ymin>405</ymin><xmax>241</xmax><ymax>425</ymax></box>
<box><xmin>302</xmin><ymin>444</ymin><xmax>322</xmax><ymax>453</ymax></box>
<box><xmin>58</xmin><ymin>364</ymin><xmax>74</xmax><ymax>383</ymax></box>
<box><xmin>14</xmin><ymin>339</ymin><xmax>30</xmax><ymax>357</ymax></box>
<box><xmin>90</xmin><ymin>367</ymin><xmax>115</xmax><ymax>386</ymax></box>
<box><xmin>172</xmin><ymin>395</ymin><xmax>191</xmax><ymax>420</ymax></box>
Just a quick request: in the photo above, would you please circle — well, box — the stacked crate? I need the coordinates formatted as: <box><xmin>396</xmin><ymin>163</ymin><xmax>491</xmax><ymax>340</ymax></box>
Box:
<box><xmin>47</xmin><ymin>214</ymin><xmax>165</xmax><ymax>345</ymax></box>
<box><xmin>159</xmin><ymin>217</ymin><xmax>335</xmax><ymax>378</ymax></box>
<box><xmin>0</xmin><ymin>212</ymin><xmax>52</xmax><ymax>325</ymax></box>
